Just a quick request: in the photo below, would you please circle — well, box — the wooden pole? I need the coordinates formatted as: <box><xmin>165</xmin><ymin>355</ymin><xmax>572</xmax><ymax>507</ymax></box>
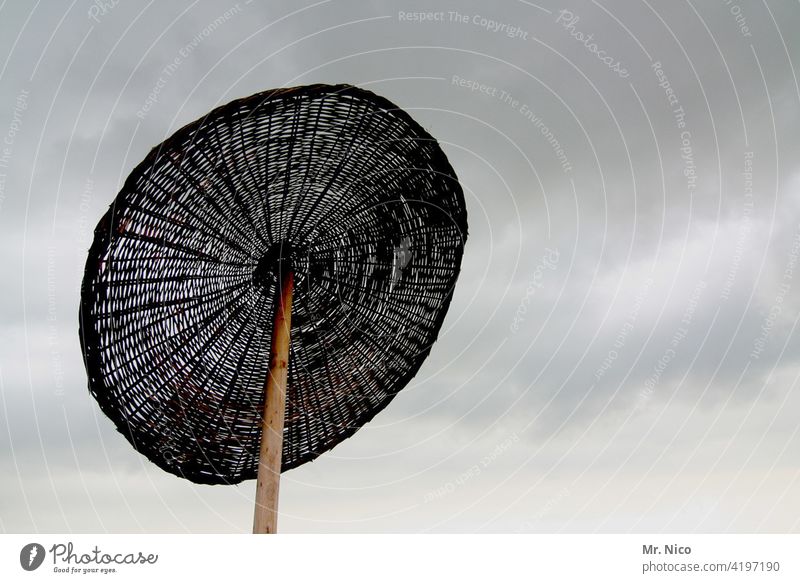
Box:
<box><xmin>253</xmin><ymin>267</ymin><xmax>294</xmax><ymax>534</ymax></box>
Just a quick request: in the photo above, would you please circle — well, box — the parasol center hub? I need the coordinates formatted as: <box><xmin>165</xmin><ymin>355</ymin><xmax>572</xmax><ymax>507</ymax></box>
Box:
<box><xmin>253</xmin><ymin>241</ymin><xmax>301</xmax><ymax>288</ymax></box>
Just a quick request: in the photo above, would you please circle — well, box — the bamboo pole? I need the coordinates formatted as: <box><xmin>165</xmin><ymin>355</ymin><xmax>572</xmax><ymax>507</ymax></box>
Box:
<box><xmin>253</xmin><ymin>267</ymin><xmax>294</xmax><ymax>534</ymax></box>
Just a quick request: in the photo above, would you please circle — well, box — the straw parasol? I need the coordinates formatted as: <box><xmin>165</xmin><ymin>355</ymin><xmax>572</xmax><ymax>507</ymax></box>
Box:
<box><xmin>79</xmin><ymin>84</ymin><xmax>468</xmax><ymax>532</ymax></box>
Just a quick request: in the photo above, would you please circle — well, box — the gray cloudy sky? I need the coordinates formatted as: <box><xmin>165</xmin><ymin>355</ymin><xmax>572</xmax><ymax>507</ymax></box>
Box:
<box><xmin>1</xmin><ymin>0</ymin><xmax>799</xmax><ymax>533</ymax></box>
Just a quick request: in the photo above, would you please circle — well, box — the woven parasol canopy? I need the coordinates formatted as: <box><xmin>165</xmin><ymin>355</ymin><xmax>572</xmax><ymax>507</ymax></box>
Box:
<box><xmin>79</xmin><ymin>83</ymin><xmax>467</xmax><ymax>532</ymax></box>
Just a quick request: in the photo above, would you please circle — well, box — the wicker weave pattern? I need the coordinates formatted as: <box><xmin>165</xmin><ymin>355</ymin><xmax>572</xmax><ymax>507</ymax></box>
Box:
<box><xmin>79</xmin><ymin>84</ymin><xmax>468</xmax><ymax>484</ymax></box>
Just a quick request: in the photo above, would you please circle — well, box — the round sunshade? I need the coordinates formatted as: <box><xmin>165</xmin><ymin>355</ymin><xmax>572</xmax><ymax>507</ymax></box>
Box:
<box><xmin>79</xmin><ymin>84</ymin><xmax>468</xmax><ymax>484</ymax></box>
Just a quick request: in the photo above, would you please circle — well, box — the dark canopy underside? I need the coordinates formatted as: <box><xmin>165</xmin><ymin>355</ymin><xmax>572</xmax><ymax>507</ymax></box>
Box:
<box><xmin>79</xmin><ymin>84</ymin><xmax>468</xmax><ymax>484</ymax></box>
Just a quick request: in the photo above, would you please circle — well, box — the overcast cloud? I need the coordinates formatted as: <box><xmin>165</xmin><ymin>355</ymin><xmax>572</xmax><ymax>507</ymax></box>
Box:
<box><xmin>1</xmin><ymin>0</ymin><xmax>799</xmax><ymax>533</ymax></box>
